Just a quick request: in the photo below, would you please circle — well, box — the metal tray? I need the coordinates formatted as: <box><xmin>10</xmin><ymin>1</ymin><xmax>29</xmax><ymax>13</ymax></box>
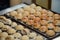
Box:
<box><xmin>0</xmin><ymin>3</ymin><xmax>60</xmax><ymax>40</ymax></box>
<box><xmin>0</xmin><ymin>16</ymin><xmax>47</xmax><ymax>40</ymax></box>
<box><xmin>4</xmin><ymin>14</ymin><xmax>60</xmax><ymax>40</ymax></box>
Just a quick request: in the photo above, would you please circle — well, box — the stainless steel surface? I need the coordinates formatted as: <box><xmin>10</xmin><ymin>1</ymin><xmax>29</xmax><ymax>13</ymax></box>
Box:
<box><xmin>0</xmin><ymin>3</ymin><xmax>27</xmax><ymax>15</ymax></box>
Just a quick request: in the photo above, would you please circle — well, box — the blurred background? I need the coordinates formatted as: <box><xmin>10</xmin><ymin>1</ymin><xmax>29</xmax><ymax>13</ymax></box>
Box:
<box><xmin>0</xmin><ymin>0</ymin><xmax>60</xmax><ymax>13</ymax></box>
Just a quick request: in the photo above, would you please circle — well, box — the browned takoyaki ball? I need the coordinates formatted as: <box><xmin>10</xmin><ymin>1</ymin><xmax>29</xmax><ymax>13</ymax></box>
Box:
<box><xmin>15</xmin><ymin>25</ymin><xmax>24</xmax><ymax>30</ymax></box>
<box><xmin>54</xmin><ymin>20</ymin><xmax>60</xmax><ymax>26</ymax></box>
<box><xmin>48</xmin><ymin>11</ymin><xmax>54</xmax><ymax>17</ymax></box>
<box><xmin>22</xmin><ymin>17</ymin><xmax>28</xmax><ymax>22</ymax></box>
<box><xmin>33</xmin><ymin>22</ymin><xmax>40</xmax><ymax>29</ymax></box>
<box><xmin>46</xmin><ymin>30</ymin><xmax>55</xmax><ymax>37</ymax></box>
<box><xmin>40</xmin><ymin>20</ymin><xmax>48</xmax><ymax>26</ymax></box>
<box><xmin>41</xmin><ymin>9</ymin><xmax>48</xmax><ymax>14</ymax></box>
<box><xmin>41</xmin><ymin>13</ymin><xmax>48</xmax><ymax>20</ymax></box>
<box><xmin>30</xmin><ymin>4</ymin><xmax>36</xmax><ymax>9</ymax></box>
<box><xmin>7</xmin><ymin>28</ymin><xmax>16</xmax><ymax>34</ymax></box>
<box><xmin>53</xmin><ymin>14</ymin><xmax>60</xmax><ymax>20</ymax></box>
<box><xmin>39</xmin><ymin>26</ymin><xmax>48</xmax><ymax>32</ymax></box>
<box><xmin>10</xmin><ymin>11</ymin><xmax>17</xmax><ymax>16</ymax></box>
<box><xmin>23</xmin><ymin>11</ymin><xmax>30</xmax><ymax>17</ymax></box>
<box><xmin>27</xmin><ymin>20</ymin><xmax>34</xmax><ymax>25</ymax></box>
<box><xmin>15</xmin><ymin>13</ymin><xmax>23</xmax><ymax>19</ymax></box>
<box><xmin>54</xmin><ymin>26</ymin><xmax>60</xmax><ymax>32</ymax></box>
<box><xmin>29</xmin><ymin>8</ymin><xmax>36</xmax><ymax>14</ymax></box>
<box><xmin>1</xmin><ymin>32</ymin><xmax>8</xmax><ymax>38</ymax></box>
<box><xmin>2</xmin><ymin>25</ymin><xmax>10</xmax><ymax>31</ymax></box>
<box><xmin>28</xmin><ymin>15</ymin><xmax>35</xmax><ymax>20</ymax></box>
<box><xmin>35</xmin><ymin>6</ymin><xmax>42</xmax><ymax>12</ymax></box>
<box><xmin>47</xmin><ymin>17</ymin><xmax>54</xmax><ymax>23</ymax></box>
<box><xmin>35</xmin><ymin>11</ymin><xmax>41</xmax><ymax>17</ymax></box>
<box><xmin>47</xmin><ymin>23</ymin><xmax>55</xmax><ymax>30</ymax></box>
<box><xmin>34</xmin><ymin>17</ymin><xmax>40</xmax><ymax>23</ymax></box>
<box><xmin>21</xmin><ymin>35</ymin><xmax>29</xmax><ymax>40</ymax></box>
<box><xmin>17</xmin><ymin>8</ymin><xmax>24</xmax><ymax>13</ymax></box>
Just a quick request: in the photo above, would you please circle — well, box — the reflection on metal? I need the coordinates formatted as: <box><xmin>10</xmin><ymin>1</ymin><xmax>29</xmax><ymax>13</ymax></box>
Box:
<box><xmin>0</xmin><ymin>3</ymin><xmax>27</xmax><ymax>15</ymax></box>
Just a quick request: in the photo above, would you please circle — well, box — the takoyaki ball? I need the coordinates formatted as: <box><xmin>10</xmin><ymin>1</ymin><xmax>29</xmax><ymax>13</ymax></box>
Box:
<box><xmin>21</xmin><ymin>28</ymin><xmax>30</xmax><ymax>35</ymax></box>
<box><xmin>6</xmin><ymin>35</ymin><xmax>15</xmax><ymax>40</ymax></box>
<box><xmin>13</xmin><ymin>33</ymin><xmax>22</xmax><ymax>39</ymax></box>
<box><xmin>47</xmin><ymin>17</ymin><xmax>54</xmax><ymax>23</ymax></box>
<box><xmin>5</xmin><ymin>19</ymin><xmax>12</xmax><ymax>25</ymax></box>
<box><xmin>11</xmin><ymin>22</ymin><xmax>17</xmax><ymax>28</ymax></box>
<box><xmin>7</xmin><ymin>28</ymin><xmax>16</xmax><ymax>34</ymax></box>
<box><xmin>0</xmin><ymin>17</ymin><xmax>7</xmax><ymax>23</ymax></box>
<box><xmin>46</xmin><ymin>30</ymin><xmax>55</xmax><ymax>37</ymax></box>
<box><xmin>35</xmin><ymin>11</ymin><xmax>41</xmax><ymax>17</ymax></box>
<box><xmin>1</xmin><ymin>32</ymin><xmax>8</xmax><ymax>38</ymax></box>
<box><xmin>33</xmin><ymin>22</ymin><xmax>40</xmax><ymax>29</ymax></box>
<box><xmin>54</xmin><ymin>14</ymin><xmax>60</xmax><ymax>20</ymax></box>
<box><xmin>10</xmin><ymin>11</ymin><xmax>17</xmax><ymax>16</ymax></box>
<box><xmin>41</xmin><ymin>13</ymin><xmax>48</xmax><ymax>20</ymax></box>
<box><xmin>34</xmin><ymin>17</ymin><xmax>40</xmax><ymax>23</ymax></box>
<box><xmin>54</xmin><ymin>26</ymin><xmax>60</xmax><ymax>32</ymax></box>
<box><xmin>0</xmin><ymin>17</ymin><xmax>6</xmax><ymax>23</ymax></box>
<box><xmin>0</xmin><ymin>16</ymin><xmax>6</xmax><ymax>20</ymax></box>
<box><xmin>21</xmin><ymin>35</ymin><xmax>29</xmax><ymax>40</ymax></box>
<box><xmin>24</xmin><ymin>28</ymin><xmax>30</xmax><ymax>34</ymax></box>
<box><xmin>15</xmin><ymin>13</ymin><xmax>23</xmax><ymax>19</ymax></box>
<box><xmin>28</xmin><ymin>15</ymin><xmax>35</xmax><ymax>20</ymax></box>
<box><xmin>0</xmin><ymin>22</ymin><xmax>4</xmax><ymax>28</ymax></box>
<box><xmin>23</xmin><ymin>6</ymin><xmax>31</xmax><ymax>11</ymax></box>
<box><xmin>22</xmin><ymin>17</ymin><xmax>28</xmax><ymax>22</ymax></box>
<box><xmin>15</xmin><ymin>25</ymin><xmax>24</xmax><ymax>30</ymax></box>
<box><xmin>54</xmin><ymin>20</ymin><xmax>60</xmax><ymax>26</ymax></box>
<box><xmin>30</xmin><ymin>4</ymin><xmax>36</xmax><ymax>9</ymax></box>
<box><xmin>23</xmin><ymin>11</ymin><xmax>30</xmax><ymax>17</ymax></box>
<box><xmin>29</xmin><ymin>32</ymin><xmax>37</xmax><ymax>38</ymax></box>
<box><xmin>17</xmin><ymin>8</ymin><xmax>24</xmax><ymax>13</ymax></box>
<box><xmin>27</xmin><ymin>20</ymin><xmax>34</xmax><ymax>25</ymax></box>
<box><xmin>40</xmin><ymin>20</ymin><xmax>48</xmax><ymax>26</ymax></box>
<box><xmin>47</xmin><ymin>23</ymin><xmax>55</xmax><ymax>30</ymax></box>
<box><xmin>29</xmin><ymin>8</ymin><xmax>36</xmax><ymax>14</ymax></box>
<box><xmin>39</xmin><ymin>26</ymin><xmax>48</xmax><ymax>32</ymax></box>
<box><xmin>41</xmin><ymin>9</ymin><xmax>48</xmax><ymax>14</ymax></box>
<box><xmin>35</xmin><ymin>36</ymin><xmax>44</xmax><ymax>40</ymax></box>
<box><xmin>2</xmin><ymin>25</ymin><xmax>10</xmax><ymax>31</ymax></box>
<box><xmin>48</xmin><ymin>11</ymin><xmax>54</xmax><ymax>17</ymax></box>
<box><xmin>35</xmin><ymin>6</ymin><xmax>42</xmax><ymax>12</ymax></box>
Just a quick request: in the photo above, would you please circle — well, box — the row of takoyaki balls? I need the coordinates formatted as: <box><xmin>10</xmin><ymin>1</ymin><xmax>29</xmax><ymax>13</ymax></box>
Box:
<box><xmin>0</xmin><ymin>16</ymin><xmax>45</xmax><ymax>40</ymax></box>
<box><xmin>7</xmin><ymin>4</ymin><xmax>60</xmax><ymax>37</ymax></box>
<box><xmin>8</xmin><ymin>4</ymin><xmax>60</xmax><ymax>20</ymax></box>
